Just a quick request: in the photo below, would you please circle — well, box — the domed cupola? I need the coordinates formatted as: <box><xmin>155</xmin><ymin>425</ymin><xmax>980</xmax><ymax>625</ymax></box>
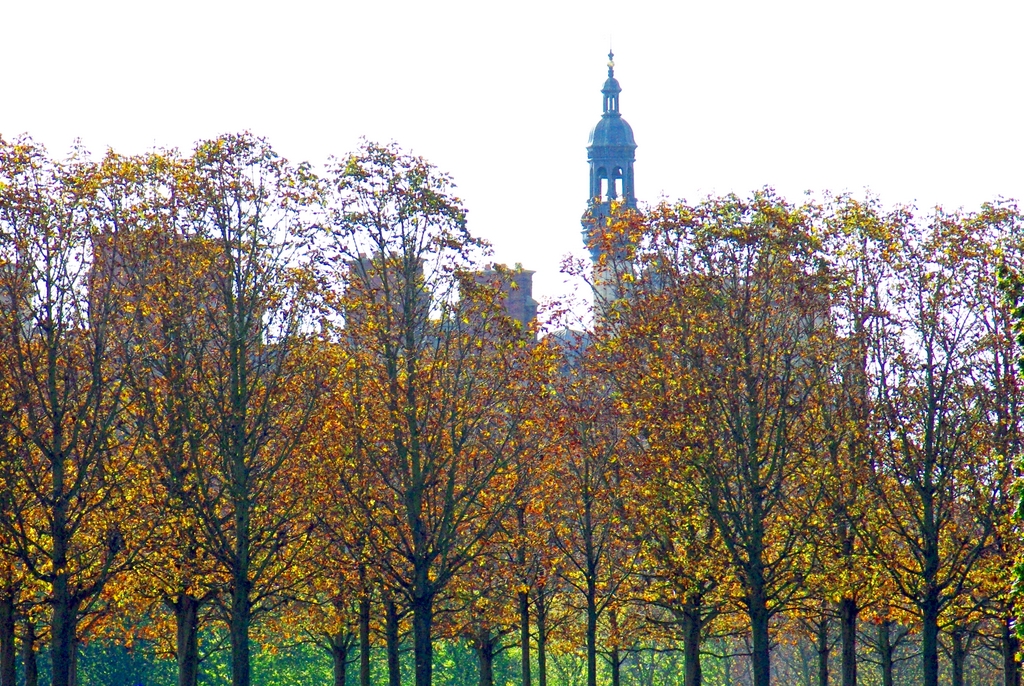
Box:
<box><xmin>583</xmin><ymin>51</ymin><xmax>638</xmax><ymax>271</ymax></box>
<box><xmin>600</xmin><ymin>66</ymin><xmax>622</xmax><ymax>114</ymax></box>
<box><xmin>586</xmin><ymin>51</ymin><xmax>637</xmax><ymax>213</ymax></box>
<box><xmin>581</xmin><ymin>52</ymin><xmax>638</xmax><ymax>316</ymax></box>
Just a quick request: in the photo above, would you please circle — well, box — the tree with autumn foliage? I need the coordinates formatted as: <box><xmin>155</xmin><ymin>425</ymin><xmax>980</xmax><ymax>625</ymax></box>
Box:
<box><xmin>287</xmin><ymin>529</ymin><xmax>363</xmax><ymax>686</ymax></box>
<box><xmin>165</xmin><ymin>133</ymin><xmax>326</xmax><ymax>686</ymax></box>
<box><xmin>0</xmin><ymin>323</ymin><xmax>33</xmax><ymax>686</ymax></box>
<box><xmin>618</xmin><ymin>192</ymin><xmax>835</xmax><ymax>686</ymax></box>
<box><xmin>92</xmin><ymin>149</ymin><xmax>230</xmax><ymax>686</ymax></box>
<box><xmin>321</xmin><ymin>140</ymin><xmax>553</xmax><ymax>686</ymax></box>
<box><xmin>545</xmin><ymin>336</ymin><xmax>642</xmax><ymax>686</ymax></box>
<box><xmin>446</xmin><ymin>536</ymin><xmax>522</xmax><ymax>686</ymax></box>
<box><xmin>300</xmin><ymin>334</ymin><xmax>386</xmax><ymax>686</ymax></box>
<box><xmin>522</xmin><ymin>445</ymin><xmax>576</xmax><ymax>686</ymax></box>
<box><xmin>952</xmin><ymin>201</ymin><xmax>1024</xmax><ymax>686</ymax></box>
<box><xmin>798</xmin><ymin>194</ymin><xmax>904</xmax><ymax>686</ymax></box>
<box><xmin>960</xmin><ymin>201</ymin><xmax>1024</xmax><ymax>686</ymax></box>
<box><xmin>585</xmin><ymin>204</ymin><xmax>736</xmax><ymax>686</ymax></box>
<box><xmin>0</xmin><ymin>137</ymin><xmax>159</xmax><ymax>686</ymax></box>
<box><xmin>446</xmin><ymin>387</ymin><xmax>556</xmax><ymax>686</ymax></box>
<box><xmin>860</xmin><ymin>204</ymin><xmax>1019</xmax><ymax>686</ymax></box>
<box><xmin>0</xmin><ymin>307</ymin><xmax>33</xmax><ymax>686</ymax></box>
<box><xmin>501</xmin><ymin>457</ymin><xmax>563</xmax><ymax>686</ymax></box>
<box><xmin>939</xmin><ymin>202</ymin><xmax>1024</xmax><ymax>686</ymax></box>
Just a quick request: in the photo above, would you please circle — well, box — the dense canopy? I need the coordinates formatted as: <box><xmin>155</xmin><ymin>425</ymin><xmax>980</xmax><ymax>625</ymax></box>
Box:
<box><xmin>0</xmin><ymin>133</ymin><xmax>1021</xmax><ymax>686</ymax></box>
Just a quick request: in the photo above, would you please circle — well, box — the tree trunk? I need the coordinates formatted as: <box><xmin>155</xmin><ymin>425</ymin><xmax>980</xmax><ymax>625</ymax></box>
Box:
<box><xmin>586</xmin><ymin>583</ymin><xmax>597</xmax><ymax>686</ymax></box>
<box><xmin>1003</xmin><ymin>617</ymin><xmax>1020</xmax><ymax>686</ymax></box>
<box><xmin>50</xmin><ymin>501</ymin><xmax>73</xmax><ymax>686</ymax></box>
<box><xmin>22</xmin><ymin>619</ymin><xmax>38</xmax><ymax>686</ymax></box>
<box><xmin>412</xmin><ymin>592</ymin><xmax>434</xmax><ymax>686</ymax></box>
<box><xmin>0</xmin><ymin>593</ymin><xmax>14</xmax><ymax>686</ymax></box>
<box><xmin>174</xmin><ymin>593</ymin><xmax>201</xmax><ymax>686</ymax></box>
<box><xmin>229</xmin><ymin>305</ymin><xmax>253</xmax><ymax>686</ymax></box>
<box><xmin>68</xmin><ymin>640</ymin><xmax>78</xmax><ymax>686</ymax></box>
<box><xmin>681</xmin><ymin>593</ymin><xmax>703</xmax><ymax>686</ymax></box>
<box><xmin>386</xmin><ymin>597</ymin><xmax>401</xmax><ymax>686</ymax></box>
<box><xmin>50</xmin><ymin>571</ymin><xmax>77</xmax><ymax>686</ymax></box>
<box><xmin>816</xmin><ymin>614</ymin><xmax>829</xmax><ymax>686</ymax></box>
<box><xmin>360</xmin><ymin>594</ymin><xmax>371</xmax><ymax>686</ymax></box>
<box><xmin>475</xmin><ymin>632</ymin><xmax>495</xmax><ymax>686</ymax></box>
<box><xmin>877</xmin><ymin>621</ymin><xmax>893</xmax><ymax>686</ymax></box>
<box><xmin>515</xmin><ymin>504</ymin><xmax>531</xmax><ymax>686</ymax></box>
<box><xmin>838</xmin><ymin>597</ymin><xmax>856</xmax><ymax>686</ymax></box>
<box><xmin>535</xmin><ymin>588</ymin><xmax>547</xmax><ymax>686</ymax></box>
<box><xmin>519</xmin><ymin>590</ymin><xmax>531</xmax><ymax>686</ymax></box>
<box><xmin>798</xmin><ymin>640</ymin><xmax>812</xmax><ymax>685</ymax></box>
<box><xmin>749</xmin><ymin>586</ymin><xmax>771</xmax><ymax>686</ymax></box>
<box><xmin>331</xmin><ymin>633</ymin><xmax>350</xmax><ymax>686</ymax></box>
<box><xmin>608</xmin><ymin>609</ymin><xmax>622</xmax><ymax>686</ymax></box>
<box><xmin>950</xmin><ymin>628</ymin><xmax>965</xmax><ymax>686</ymax></box>
<box><xmin>920</xmin><ymin>589</ymin><xmax>939</xmax><ymax>686</ymax></box>
<box><xmin>229</xmin><ymin>575</ymin><xmax>252</xmax><ymax>686</ymax></box>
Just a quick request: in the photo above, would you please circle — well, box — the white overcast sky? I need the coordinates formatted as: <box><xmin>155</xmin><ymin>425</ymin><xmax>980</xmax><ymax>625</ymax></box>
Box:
<box><xmin>2</xmin><ymin>0</ymin><xmax>1022</xmax><ymax>305</ymax></box>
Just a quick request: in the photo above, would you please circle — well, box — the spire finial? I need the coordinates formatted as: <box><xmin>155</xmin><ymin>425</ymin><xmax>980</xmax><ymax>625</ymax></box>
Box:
<box><xmin>607</xmin><ymin>50</ymin><xmax>615</xmax><ymax>77</ymax></box>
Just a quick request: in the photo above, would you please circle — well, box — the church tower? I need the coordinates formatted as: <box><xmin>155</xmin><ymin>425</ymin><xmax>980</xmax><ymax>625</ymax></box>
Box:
<box><xmin>582</xmin><ymin>51</ymin><xmax>637</xmax><ymax>312</ymax></box>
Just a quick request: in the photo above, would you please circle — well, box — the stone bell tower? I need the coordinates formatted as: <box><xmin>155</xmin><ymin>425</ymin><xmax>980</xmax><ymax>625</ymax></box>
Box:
<box><xmin>581</xmin><ymin>51</ymin><xmax>638</xmax><ymax>314</ymax></box>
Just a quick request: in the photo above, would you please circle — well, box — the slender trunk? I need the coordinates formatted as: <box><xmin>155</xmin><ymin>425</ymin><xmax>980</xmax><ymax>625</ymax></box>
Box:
<box><xmin>0</xmin><ymin>593</ymin><xmax>14</xmax><ymax>686</ymax></box>
<box><xmin>838</xmin><ymin>598</ymin><xmax>856</xmax><ymax>686</ymax></box>
<box><xmin>50</xmin><ymin>574</ymin><xmax>76</xmax><ymax>686</ymax></box>
<box><xmin>229</xmin><ymin>282</ymin><xmax>252</xmax><ymax>686</ymax></box>
<box><xmin>331</xmin><ymin>633</ymin><xmax>349</xmax><ymax>686</ymax></box>
<box><xmin>535</xmin><ymin>588</ymin><xmax>547</xmax><ymax>686</ymax></box>
<box><xmin>816</xmin><ymin>615</ymin><xmax>829</xmax><ymax>686</ymax></box>
<box><xmin>229</xmin><ymin>576</ymin><xmax>251</xmax><ymax>686</ymax></box>
<box><xmin>799</xmin><ymin>640</ymin><xmax>812</xmax><ymax>685</ymax></box>
<box><xmin>722</xmin><ymin>648</ymin><xmax>732</xmax><ymax>686</ymax></box>
<box><xmin>920</xmin><ymin>589</ymin><xmax>939</xmax><ymax>686</ymax></box>
<box><xmin>681</xmin><ymin>593</ymin><xmax>703</xmax><ymax>686</ymax></box>
<box><xmin>360</xmin><ymin>594</ymin><xmax>371</xmax><ymax>686</ymax></box>
<box><xmin>920</xmin><ymin>479</ymin><xmax>940</xmax><ymax>686</ymax></box>
<box><xmin>174</xmin><ymin>594</ymin><xmax>201</xmax><ymax>686</ymax></box>
<box><xmin>877</xmin><ymin>621</ymin><xmax>893</xmax><ymax>686</ymax></box>
<box><xmin>22</xmin><ymin>619</ymin><xmax>38</xmax><ymax>686</ymax></box>
<box><xmin>51</xmin><ymin>469</ymin><xmax>75</xmax><ymax>686</ymax></box>
<box><xmin>386</xmin><ymin>597</ymin><xmax>401</xmax><ymax>686</ymax></box>
<box><xmin>586</xmin><ymin>582</ymin><xmax>597</xmax><ymax>686</ymax></box>
<box><xmin>412</xmin><ymin>592</ymin><xmax>433</xmax><ymax>686</ymax></box>
<box><xmin>1003</xmin><ymin>617</ymin><xmax>1020</xmax><ymax>686</ymax></box>
<box><xmin>476</xmin><ymin>632</ymin><xmax>495</xmax><ymax>686</ymax></box>
<box><xmin>229</xmin><ymin>434</ymin><xmax>252</xmax><ymax>686</ymax></box>
<box><xmin>68</xmin><ymin>640</ymin><xmax>77</xmax><ymax>686</ymax></box>
<box><xmin>583</xmin><ymin>492</ymin><xmax>599</xmax><ymax>686</ymax></box>
<box><xmin>607</xmin><ymin>608</ymin><xmax>621</xmax><ymax>686</ymax></box>
<box><xmin>516</xmin><ymin>505</ymin><xmax>531</xmax><ymax>686</ymax></box>
<box><xmin>950</xmin><ymin>628</ymin><xmax>965</xmax><ymax>686</ymax></box>
<box><xmin>519</xmin><ymin>591</ymin><xmax>531</xmax><ymax>686</ymax></box>
<box><xmin>748</xmin><ymin>586</ymin><xmax>771</xmax><ymax>686</ymax></box>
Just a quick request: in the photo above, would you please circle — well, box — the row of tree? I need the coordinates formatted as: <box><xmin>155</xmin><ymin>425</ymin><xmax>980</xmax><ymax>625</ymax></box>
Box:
<box><xmin>0</xmin><ymin>132</ymin><xmax>1020</xmax><ymax>686</ymax></box>
<box><xmin>583</xmin><ymin>192</ymin><xmax>1022</xmax><ymax>686</ymax></box>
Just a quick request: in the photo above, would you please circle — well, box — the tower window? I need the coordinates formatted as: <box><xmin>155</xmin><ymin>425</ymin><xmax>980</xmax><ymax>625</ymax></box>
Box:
<box><xmin>600</xmin><ymin>178</ymin><xmax>609</xmax><ymax>201</ymax></box>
